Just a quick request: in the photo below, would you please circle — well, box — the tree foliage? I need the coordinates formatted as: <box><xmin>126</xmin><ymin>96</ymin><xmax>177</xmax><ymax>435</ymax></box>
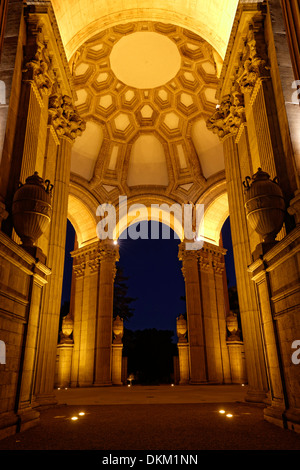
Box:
<box><xmin>113</xmin><ymin>265</ymin><xmax>136</xmax><ymax>322</ymax></box>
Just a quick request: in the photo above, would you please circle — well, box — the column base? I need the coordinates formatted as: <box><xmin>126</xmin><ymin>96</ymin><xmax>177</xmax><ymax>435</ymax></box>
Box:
<box><xmin>284</xmin><ymin>408</ymin><xmax>300</xmax><ymax>433</ymax></box>
<box><xmin>189</xmin><ymin>380</ymin><xmax>209</xmax><ymax>385</ymax></box>
<box><xmin>0</xmin><ymin>411</ymin><xmax>19</xmax><ymax>440</ymax></box>
<box><xmin>263</xmin><ymin>405</ymin><xmax>286</xmax><ymax>429</ymax></box>
<box><xmin>93</xmin><ymin>382</ymin><xmax>112</xmax><ymax>387</ymax></box>
<box><xmin>245</xmin><ymin>388</ymin><xmax>268</xmax><ymax>404</ymax></box>
<box><xmin>32</xmin><ymin>393</ymin><xmax>58</xmax><ymax>409</ymax></box>
<box><xmin>16</xmin><ymin>407</ymin><xmax>40</xmax><ymax>433</ymax></box>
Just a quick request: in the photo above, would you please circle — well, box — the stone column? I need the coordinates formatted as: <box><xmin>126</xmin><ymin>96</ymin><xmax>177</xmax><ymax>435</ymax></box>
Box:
<box><xmin>111</xmin><ymin>316</ymin><xmax>124</xmax><ymax>385</ymax></box>
<box><xmin>34</xmin><ymin>96</ymin><xmax>85</xmax><ymax>405</ymax></box>
<box><xmin>226</xmin><ymin>312</ymin><xmax>247</xmax><ymax>384</ymax></box>
<box><xmin>176</xmin><ymin>315</ymin><xmax>190</xmax><ymax>384</ymax></box>
<box><xmin>178</xmin><ymin>242</ymin><xmax>206</xmax><ymax>383</ymax></box>
<box><xmin>248</xmin><ymin>259</ymin><xmax>286</xmax><ymax>423</ymax></box>
<box><xmin>207</xmin><ymin>94</ymin><xmax>269</xmax><ymax>402</ymax></box>
<box><xmin>198</xmin><ymin>243</ymin><xmax>231</xmax><ymax>384</ymax></box>
<box><xmin>70</xmin><ymin>249</ymin><xmax>86</xmax><ymax>387</ymax></box>
<box><xmin>94</xmin><ymin>239</ymin><xmax>119</xmax><ymax>386</ymax></box>
<box><xmin>15</xmin><ymin>257</ymin><xmax>51</xmax><ymax>431</ymax></box>
<box><xmin>55</xmin><ymin>313</ymin><xmax>74</xmax><ymax>389</ymax></box>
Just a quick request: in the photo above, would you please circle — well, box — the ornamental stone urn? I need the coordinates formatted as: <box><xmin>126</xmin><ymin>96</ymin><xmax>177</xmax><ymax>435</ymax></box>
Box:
<box><xmin>243</xmin><ymin>168</ymin><xmax>285</xmax><ymax>243</ymax></box>
<box><xmin>176</xmin><ymin>314</ymin><xmax>187</xmax><ymax>343</ymax></box>
<box><xmin>60</xmin><ymin>312</ymin><xmax>74</xmax><ymax>344</ymax></box>
<box><xmin>226</xmin><ymin>312</ymin><xmax>241</xmax><ymax>341</ymax></box>
<box><xmin>113</xmin><ymin>315</ymin><xmax>124</xmax><ymax>344</ymax></box>
<box><xmin>12</xmin><ymin>171</ymin><xmax>53</xmax><ymax>247</ymax></box>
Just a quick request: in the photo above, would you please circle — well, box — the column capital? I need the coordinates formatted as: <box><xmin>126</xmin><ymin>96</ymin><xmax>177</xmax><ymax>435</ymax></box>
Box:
<box><xmin>98</xmin><ymin>239</ymin><xmax>120</xmax><ymax>264</ymax></box>
<box><xmin>206</xmin><ymin>92</ymin><xmax>245</xmax><ymax>141</ymax></box>
<box><xmin>199</xmin><ymin>242</ymin><xmax>227</xmax><ymax>274</ymax></box>
<box><xmin>48</xmin><ymin>88</ymin><xmax>86</xmax><ymax>142</ymax></box>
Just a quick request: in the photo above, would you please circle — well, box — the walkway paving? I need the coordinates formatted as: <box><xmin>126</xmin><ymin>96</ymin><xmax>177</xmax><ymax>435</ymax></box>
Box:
<box><xmin>0</xmin><ymin>385</ymin><xmax>299</xmax><ymax>451</ymax></box>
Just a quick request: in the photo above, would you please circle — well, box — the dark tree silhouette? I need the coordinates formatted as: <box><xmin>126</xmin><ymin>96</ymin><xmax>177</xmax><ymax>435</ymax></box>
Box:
<box><xmin>123</xmin><ymin>328</ymin><xmax>177</xmax><ymax>385</ymax></box>
<box><xmin>113</xmin><ymin>265</ymin><xmax>136</xmax><ymax>322</ymax></box>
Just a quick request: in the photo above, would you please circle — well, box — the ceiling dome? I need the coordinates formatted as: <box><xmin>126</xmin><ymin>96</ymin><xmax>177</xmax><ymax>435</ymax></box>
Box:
<box><xmin>70</xmin><ymin>21</ymin><xmax>224</xmax><ymax>207</ymax></box>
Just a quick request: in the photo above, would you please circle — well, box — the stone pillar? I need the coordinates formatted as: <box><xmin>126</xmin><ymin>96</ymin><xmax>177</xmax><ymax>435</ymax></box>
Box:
<box><xmin>15</xmin><ymin>257</ymin><xmax>51</xmax><ymax>431</ymax></box>
<box><xmin>207</xmin><ymin>94</ymin><xmax>269</xmax><ymax>402</ymax></box>
<box><xmin>70</xmin><ymin>249</ymin><xmax>85</xmax><ymax>387</ymax></box>
<box><xmin>111</xmin><ymin>316</ymin><xmax>124</xmax><ymax>385</ymax></box>
<box><xmin>94</xmin><ymin>239</ymin><xmax>119</xmax><ymax>386</ymax></box>
<box><xmin>55</xmin><ymin>313</ymin><xmax>74</xmax><ymax>388</ymax></box>
<box><xmin>198</xmin><ymin>243</ymin><xmax>231</xmax><ymax>384</ymax></box>
<box><xmin>226</xmin><ymin>311</ymin><xmax>247</xmax><ymax>384</ymax></box>
<box><xmin>248</xmin><ymin>260</ymin><xmax>286</xmax><ymax>423</ymax></box>
<box><xmin>176</xmin><ymin>315</ymin><xmax>189</xmax><ymax>384</ymax></box>
<box><xmin>178</xmin><ymin>243</ymin><xmax>206</xmax><ymax>383</ymax></box>
<box><xmin>34</xmin><ymin>96</ymin><xmax>85</xmax><ymax>405</ymax></box>
<box><xmin>70</xmin><ymin>241</ymin><xmax>100</xmax><ymax>387</ymax></box>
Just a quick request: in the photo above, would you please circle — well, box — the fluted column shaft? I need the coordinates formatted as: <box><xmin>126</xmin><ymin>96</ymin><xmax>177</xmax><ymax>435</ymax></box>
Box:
<box><xmin>94</xmin><ymin>240</ymin><xmax>119</xmax><ymax>386</ymax></box>
<box><xmin>179</xmin><ymin>243</ymin><xmax>207</xmax><ymax>383</ymax></box>
<box><xmin>34</xmin><ymin>135</ymin><xmax>72</xmax><ymax>403</ymax></box>
<box><xmin>223</xmin><ymin>134</ymin><xmax>269</xmax><ymax>401</ymax></box>
<box><xmin>198</xmin><ymin>244</ymin><xmax>231</xmax><ymax>384</ymax></box>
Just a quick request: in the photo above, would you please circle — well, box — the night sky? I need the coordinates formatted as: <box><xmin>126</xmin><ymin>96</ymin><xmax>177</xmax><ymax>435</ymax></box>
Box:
<box><xmin>61</xmin><ymin>217</ymin><xmax>236</xmax><ymax>337</ymax></box>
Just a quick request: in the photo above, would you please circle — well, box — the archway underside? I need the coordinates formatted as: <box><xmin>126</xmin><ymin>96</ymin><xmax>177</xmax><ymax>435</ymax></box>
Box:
<box><xmin>67</xmin><ymin>20</ymin><xmax>228</xmax><ymax>247</ymax></box>
<box><xmin>51</xmin><ymin>2</ymin><xmax>239</xmax><ymax>61</ymax></box>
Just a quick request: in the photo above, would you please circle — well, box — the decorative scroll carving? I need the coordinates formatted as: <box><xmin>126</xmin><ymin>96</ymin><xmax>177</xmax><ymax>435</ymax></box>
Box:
<box><xmin>206</xmin><ymin>91</ymin><xmax>245</xmax><ymax>140</ymax></box>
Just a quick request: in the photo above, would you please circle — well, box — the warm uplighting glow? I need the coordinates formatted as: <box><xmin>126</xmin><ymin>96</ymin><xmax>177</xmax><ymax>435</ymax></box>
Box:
<box><xmin>79</xmin><ymin>412</ymin><xmax>85</xmax><ymax>416</ymax></box>
<box><xmin>110</xmin><ymin>32</ymin><xmax>181</xmax><ymax>89</ymax></box>
<box><xmin>113</xmin><ymin>240</ymin><xmax>118</xmax><ymax>245</ymax></box>
<box><xmin>71</xmin><ymin>416</ymin><xmax>78</xmax><ymax>421</ymax></box>
<box><xmin>171</xmin><ymin>384</ymin><xmax>174</xmax><ymax>387</ymax></box>
<box><xmin>219</xmin><ymin>409</ymin><xmax>225</xmax><ymax>414</ymax></box>
<box><xmin>226</xmin><ymin>414</ymin><xmax>233</xmax><ymax>418</ymax></box>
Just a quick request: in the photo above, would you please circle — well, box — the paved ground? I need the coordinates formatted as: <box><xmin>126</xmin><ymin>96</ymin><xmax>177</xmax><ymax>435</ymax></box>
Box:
<box><xmin>0</xmin><ymin>385</ymin><xmax>299</xmax><ymax>452</ymax></box>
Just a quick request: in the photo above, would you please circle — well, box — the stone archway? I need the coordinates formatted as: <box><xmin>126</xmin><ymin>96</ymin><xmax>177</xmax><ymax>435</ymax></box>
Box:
<box><xmin>1</xmin><ymin>0</ymin><xmax>300</xmax><ymax>437</ymax></box>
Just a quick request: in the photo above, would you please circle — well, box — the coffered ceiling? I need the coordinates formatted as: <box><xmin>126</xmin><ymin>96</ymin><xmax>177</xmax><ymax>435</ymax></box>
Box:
<box><xmin>69</xmin><ymin>21</ymin><xmax>225</xmax><ymax>206</ymax></box>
